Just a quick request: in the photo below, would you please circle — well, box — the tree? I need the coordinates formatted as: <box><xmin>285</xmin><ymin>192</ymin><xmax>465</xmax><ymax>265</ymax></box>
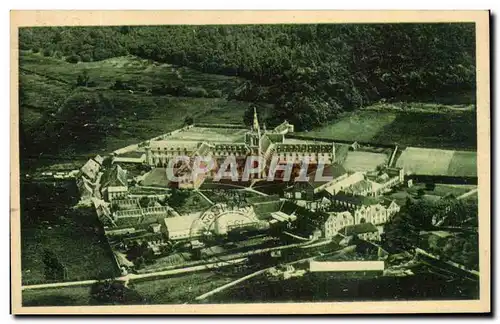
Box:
<box><xmin>76</xmin><ymin>70</ymin><xmax>90</xmax><ymax>87</ymax></box>
<box><xmin>66</xmin><ymin>54</ymin><xmax>80</xmax><ymax>63</ymax></box>
<box><xmin>184</xmin><ymin>116</ymin><xmax>194</xmax><ymax>125</ymax></box>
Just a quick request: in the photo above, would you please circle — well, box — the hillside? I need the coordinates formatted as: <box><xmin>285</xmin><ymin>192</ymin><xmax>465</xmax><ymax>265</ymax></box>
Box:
<box><xmin>20</xmin><ymin>24</ymin><xmax>476</xmax><ymax>131</ymax></box>
<box><xmin>19</xmin><ymin>51</ymin><xmax>252</xmax><ymax>170</ymax></box>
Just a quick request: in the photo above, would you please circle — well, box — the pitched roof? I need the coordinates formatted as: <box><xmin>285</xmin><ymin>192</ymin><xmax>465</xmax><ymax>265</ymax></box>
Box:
<box><xmin>81</xmin><ymin>159</ymin><xmax>100</xmax><ymax>180</ymax></box>
<box><xmin>340</xmin><ymin>223</ymin><xmax>378</xmax><ymax>236</ymax></box>
<box><xmin>380</xmin><ymin>198</ymin><xmax>398</xmax><ymax>208</ymax></box>
<box><xmin>252</xmin><ymin>200</ymin><xmax>283</xmax><ymax>220</ymax></box>
<box><xmin>102</xmin><ymin>164</ymin><xmax>128</xmax><ymax>188</ymax></box>
<box><xmin>93</xmin><ymin>155</ymin><xmax>104</xmax><ymax>165</ymax></box>
<box><xmin>307</xmin><ymin>164</ymin><xmax>347</xmax><ymax>189</ymax></box>
<box><xmin>332</xmin><ymin>192</ymin><xmax>380</xmax><ymax>206</ymax></box>
<box><xmin>345</xmin><ymin>179</ymin><xmax>373</xmax><ymax>194</ymax></box>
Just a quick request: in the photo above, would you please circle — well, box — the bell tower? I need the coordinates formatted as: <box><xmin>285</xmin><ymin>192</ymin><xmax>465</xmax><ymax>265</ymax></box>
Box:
<box><xmin>245</xmin><ymin>107</ymin><xmax>263</xmax><ymax>177</ymax></box>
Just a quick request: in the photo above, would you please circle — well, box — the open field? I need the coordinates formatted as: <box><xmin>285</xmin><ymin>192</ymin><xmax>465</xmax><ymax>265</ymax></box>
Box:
<box><xmin>447</xmin><ymin>151</ymin><xmax>478</xmax><ymax>177</ymax></box>
<box><xmin>300</xmin><ymin>111</ymin><xmax>397</xmax><ymax>142</ymax></box>
<box><xmin>342</xmin><ymin>151</ymin><xmax>388</xmax><ymax>172</ymax></box>
<box><xmin>395</xmin><ymin>147</ymin><xmax>455</xmax><ymax>175</ymax></box>
<box><xmin>297</xmin><ymin>109</ymin><xmax>476</xmax><ymax>150</ymax></box>
<box><xmin>22</xmin><ymin>270</ymin><xmax>242</xmax><ymax>306</ymax></box>
<box><xmin>131</xmin><ymin>271</ymin><xmax>237</xmax><ymax>304</ymax></box>
<box><xmin>395</xmin><ymin>147</ymin><xmax>477</xmax><ymax>177</ymax></box>
<box><xmin>19</xmin><ymin>51</ymin><xmax>249</xmax><ymax>170</ymax></box>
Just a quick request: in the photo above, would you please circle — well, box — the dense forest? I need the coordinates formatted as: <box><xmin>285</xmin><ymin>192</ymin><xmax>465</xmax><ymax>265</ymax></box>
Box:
<box><xmin>20</xmin><ymin>24</ymin><xmax>475</xmax><ymax>123</ymax></box>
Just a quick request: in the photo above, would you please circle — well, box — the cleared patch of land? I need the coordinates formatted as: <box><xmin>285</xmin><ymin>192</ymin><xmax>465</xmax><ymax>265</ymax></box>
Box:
<box><xmin>342</xmin><ymin>151</ymin><xmax>388</xmax><ymax>172</ymax></box>
<box><xmin>395</xmin><ymin>147</ymin><xmax>455</xmax><ymax>176</ymax></box>
<box><xmin>297</xmin><ymin>109</ymin><xmax>476</xmax><ymax>150</ymax></box>
<box><xmin>447</xmin><ymin>151</ymin><xmax>477</xmax><ymax>177</ymax></box>
<box><xmin>300</xmin><ymin>111</ymin><xmax>397</xmax><ymax>142</ymax></box>
<box><xmin>19</xmin><ymin>52</ymin><xmax>249</xmax><ymax>169</ymax></box>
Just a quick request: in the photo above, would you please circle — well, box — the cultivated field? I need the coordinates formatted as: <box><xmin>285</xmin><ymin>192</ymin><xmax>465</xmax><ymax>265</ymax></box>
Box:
<box><xmin>395</xmin><ymin>147</ymin><xmax>477</xmax><ymax>177</ymax></box>
<box><xmin>447</xmin><ymin>151</ymin><xmax>478</xmax><ymax>177</ymax></box>
<box><xmin>300</xmin><ymin>111</ymin><xmax>397</xmax><ymax>142</ymax></box>
<box><xmin>342</xmin><ymin>151</ymin><xmax>388</xmax><ymax>172</ymax></box>
<box><xmin>297</xmin><ymin>109</ymin><xmax>477</xmax><ymax>150</ymax></box>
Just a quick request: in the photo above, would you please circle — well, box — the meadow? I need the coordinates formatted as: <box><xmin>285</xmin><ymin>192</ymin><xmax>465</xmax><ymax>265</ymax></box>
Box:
<box><xmin>19</xmin><ymin>51</ymin><xmax>249</xmax><ymax>171</ymax></box>
<box><xmin>297</xmin><ymin>108</ymin><xmax>477</xmax><ymax>150</ymax></box>
<box><xmin>395</xmin><ymin>147</ymin><xmax>477</xmax><ymax>177</ymax></box>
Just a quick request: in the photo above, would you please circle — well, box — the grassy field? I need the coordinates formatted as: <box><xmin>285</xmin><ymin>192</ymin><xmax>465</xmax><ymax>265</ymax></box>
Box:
<box><xmin>447</xmin><ymin>151</ymin><xmax>478</xmax><ymax>177</ymax></box>
<box><xmin>395</xmin><ymin>147</ymin><xmax>477</xmax><ymax>177</ymax></box>
<box><xmin>300</xmin><ymin>111</ymin><xmax>397</xmax><ymax>142</ymax></box>
<box><xmin>297</xmin><ymin>109</ymin><xmax>476</xmax><ymax>150</ymax></box>
<box><xmin>395</xmin><ymin>147</ymin><xmax>455</xmax><ymax>176</ymax></box>
<box><xmin>19</xmin><ymin>51</ymin><xmax>249</xmax><ymax>170</ymax></box>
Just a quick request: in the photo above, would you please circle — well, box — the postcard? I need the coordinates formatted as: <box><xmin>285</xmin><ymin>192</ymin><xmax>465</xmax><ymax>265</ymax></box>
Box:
<box><xmin>10</xmin><ymin>10</ymin><xmax>490</xmax><ymax>315</ymax></box>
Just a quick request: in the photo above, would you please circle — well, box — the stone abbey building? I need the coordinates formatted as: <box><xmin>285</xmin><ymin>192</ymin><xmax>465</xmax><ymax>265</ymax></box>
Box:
<box><xmin>144</xmin><ymin>109</ymin><xmax>336</xmax><ymax>183</ymax></box>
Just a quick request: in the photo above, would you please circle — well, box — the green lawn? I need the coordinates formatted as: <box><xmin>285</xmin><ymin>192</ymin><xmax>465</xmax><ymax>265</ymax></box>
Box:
<box><xmin>297</xmin><ymin>109</ymin><xmax>477</xmax><ymax>150</ymax></box>
<box><xmin>447</xmin><ymin>151</ymin><xmax>477</xmax><ymax>177</ymax></box>
<box><xmin>299</xmin><ymin>111</ymin><xmax>397</xmax><ymax>142</ymax></box>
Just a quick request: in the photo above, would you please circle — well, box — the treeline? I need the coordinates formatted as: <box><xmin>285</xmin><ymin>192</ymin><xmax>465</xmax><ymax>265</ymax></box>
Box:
<box><xmin>19</xmin><ymin>24</ymin><xmax>475</xmax><ymax>130</ymax></box>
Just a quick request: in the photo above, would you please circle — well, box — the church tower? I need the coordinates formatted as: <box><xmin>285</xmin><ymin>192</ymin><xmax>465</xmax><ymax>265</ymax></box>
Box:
<box><xmin>245</xmin><ymin>107</ymin><xmax>263</xmax><ymax>177</ymax></box>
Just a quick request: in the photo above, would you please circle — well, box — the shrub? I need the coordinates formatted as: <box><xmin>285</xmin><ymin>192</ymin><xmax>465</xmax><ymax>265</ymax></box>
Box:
<box><xmin>207</xmin><ymin>89</ymin><xmax>223</xmax><ymax>98</ymax></box>
<box><xmin>184</xmin><ymin>116</ymin><xmax>194</xmax><ymax>125</ymax></box>
<box><xmin>183</xmin><ymin>86</ymin><xmax>208</xmax><ymax>98</ymax></box>
<box><xmin>66</xmin><ymin>54</ymin><xmax>80</xmax><ymax>64</ymax></box>
<box><xmin>42</xmin><ymin>48</ymin><xmax>52</xmax><ymax>57</ymax></box>
<box><xmin>80</xmin><ymin>54</ymin><xmax>92</xmax><ymax>62</ymax></box>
